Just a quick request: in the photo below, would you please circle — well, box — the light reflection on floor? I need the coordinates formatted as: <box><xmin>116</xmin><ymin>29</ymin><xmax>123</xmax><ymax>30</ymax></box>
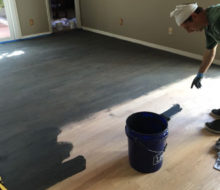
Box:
<box><xmin>0</xmin><ymin>50</ymin><xmax>25</xmax><ymax>60</ymax></box>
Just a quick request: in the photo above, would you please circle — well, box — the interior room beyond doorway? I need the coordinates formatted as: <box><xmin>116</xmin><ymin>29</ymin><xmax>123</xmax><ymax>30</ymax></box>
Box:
<box><xmin>50</xmin><ymin>0</ymin><xmax>77</xmax><ymax>32</ymax></box>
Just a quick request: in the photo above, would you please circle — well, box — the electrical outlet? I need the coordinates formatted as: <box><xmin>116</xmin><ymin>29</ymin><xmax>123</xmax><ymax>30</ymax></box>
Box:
<box><xmin>120</xmin><ymin>18</ymin><xmax>124</xmax><ymax>26</ymax></box>
<box><xmin>29</xmin><ymin>19</ymin><xmax>34</xmax><ymax>26</ymax></box>
<box><xmin>168</xmin><ymin>27</ymin><xmax>173</xmax><ymax>35</ymax></box>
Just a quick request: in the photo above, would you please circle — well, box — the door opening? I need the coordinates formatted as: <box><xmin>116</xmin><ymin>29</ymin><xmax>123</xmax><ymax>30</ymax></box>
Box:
<box><xmin>49</xmin><ymin>0</ymin><xmax>77</xmax><ymax>32</ymax></box>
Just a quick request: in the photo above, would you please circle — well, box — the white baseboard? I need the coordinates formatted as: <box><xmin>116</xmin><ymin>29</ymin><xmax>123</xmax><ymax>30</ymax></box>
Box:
<box><xmin>20</xmin><ymin>31</ymin><xmax>52</xmax><ymax>40</ymax></box>
<box><xmin>82</xmin><ymin>26</ymin><xmax>220</xmax><ymax>65</ymax></box>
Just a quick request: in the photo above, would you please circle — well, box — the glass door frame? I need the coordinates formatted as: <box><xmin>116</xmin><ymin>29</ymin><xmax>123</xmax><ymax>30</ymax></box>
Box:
<box><xmin>1</xmin><ymin>0</ymin><xmax>21</xmax><ymax>42</ymax></box>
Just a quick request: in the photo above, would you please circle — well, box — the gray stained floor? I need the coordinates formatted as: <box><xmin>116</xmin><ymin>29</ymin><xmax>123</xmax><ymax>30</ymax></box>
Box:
<box><xmin>0</xmin><ymin>30</ymin><xmax>219</xmax><ymax>189</ymax></box>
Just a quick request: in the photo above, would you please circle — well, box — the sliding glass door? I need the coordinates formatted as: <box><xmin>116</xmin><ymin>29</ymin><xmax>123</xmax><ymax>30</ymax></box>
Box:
<box><xmin>0</xmin><ymin>0</ymin><xmax>20</xmax><ymax>42</ymax></box>
<box><xmin>0</xmin><ymin>0</ymin><xmax>11</xmax><ymax>40</ymax></box>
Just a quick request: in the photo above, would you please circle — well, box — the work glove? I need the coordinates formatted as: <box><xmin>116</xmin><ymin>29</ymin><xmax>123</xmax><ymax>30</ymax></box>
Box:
<box><xmin>191</xmin><ymin>73</ymin><xmax>203</xmax><ymax>89</ymax></box>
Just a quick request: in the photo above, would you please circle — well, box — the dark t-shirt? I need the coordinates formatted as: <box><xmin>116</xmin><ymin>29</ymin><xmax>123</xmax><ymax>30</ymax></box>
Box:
<box><xmin>205</xmin><ymin>4</ymin><xmax>220</xmax><ymax>49</ymax></box>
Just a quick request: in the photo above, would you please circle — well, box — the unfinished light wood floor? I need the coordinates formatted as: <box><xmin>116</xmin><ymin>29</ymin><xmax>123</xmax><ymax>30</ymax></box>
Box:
<box><xmin>48</xmin><ymin>75</ymin><xmax>220</xmax><ymax>190</ymax></box>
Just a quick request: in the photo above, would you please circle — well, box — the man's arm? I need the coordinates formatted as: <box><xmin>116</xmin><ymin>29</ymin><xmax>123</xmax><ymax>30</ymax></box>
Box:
<box><xmin>191</xmin><ymin>45</ymin><xmax>217</xmax><ymax>89</ymax></box>
<box><xmin>199</xmin><ymin>45</ymin><xmax>217</xmax><ymax>74</ymax></box>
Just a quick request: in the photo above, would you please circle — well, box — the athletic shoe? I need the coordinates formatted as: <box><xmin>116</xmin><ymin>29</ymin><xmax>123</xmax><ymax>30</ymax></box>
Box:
<box><xmin>205</xmin><ymin>120</ymin><xmax>220</xmax><ymax>134</ymax></box>
<box><xmin>210</xmin><ymin>109</ymin><xmax>220</xmax><ymax>119</ymax></box>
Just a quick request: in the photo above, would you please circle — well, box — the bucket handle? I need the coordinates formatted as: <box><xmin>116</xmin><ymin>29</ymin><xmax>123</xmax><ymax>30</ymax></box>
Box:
<box><xmin>133</xmin><ymin>137</ymin><xmax>167</xmax><ymax>154</ymax></box>
<box><xmin>160</xmin><ymin>104</ymin><xmax>182</xmax><ymax>121</ymax></box>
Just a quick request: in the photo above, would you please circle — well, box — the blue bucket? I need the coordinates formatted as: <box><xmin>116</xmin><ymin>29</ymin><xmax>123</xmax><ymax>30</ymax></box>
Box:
<box><xmin>125</xmin><ymin>112</ymin><xmax>168</xmax><ymax>173</ymax></box>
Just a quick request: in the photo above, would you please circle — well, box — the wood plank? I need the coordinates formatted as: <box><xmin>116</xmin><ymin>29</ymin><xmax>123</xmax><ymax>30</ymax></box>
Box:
<box><xmin>49</xmin><ymin>77</ymin><xmax>220</xmax><ymax>190</ymax></box>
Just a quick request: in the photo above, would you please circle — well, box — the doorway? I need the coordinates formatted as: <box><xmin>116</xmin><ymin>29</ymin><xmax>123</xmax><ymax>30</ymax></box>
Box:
<box><xmin>49</xmin><ymin>0</ymin><xmax>78</xmax><ymax>32</ymax></box>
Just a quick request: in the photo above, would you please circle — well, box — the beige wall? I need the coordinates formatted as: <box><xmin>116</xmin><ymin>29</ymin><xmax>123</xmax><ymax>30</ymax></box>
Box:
<box><xmin>13</xmin><ymin>0</ymin><xmax>220</xmax><ymax>60</ymax></box>
<box><xmin>80</xmin><ymin>0</ymin><xmax>220</xmax><ymax>60</ymax></box>
<box><xmin>15</xmin><ymin>0</ymin><xmax>50</xmax><ymax>36</ymax></box>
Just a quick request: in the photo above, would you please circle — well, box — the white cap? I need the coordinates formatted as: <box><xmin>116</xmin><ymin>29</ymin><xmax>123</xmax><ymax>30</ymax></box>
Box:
<box><xmin>170</xmin><ymin>3</ymin><xmax>198</xmax><ymax>26</ymax></box>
